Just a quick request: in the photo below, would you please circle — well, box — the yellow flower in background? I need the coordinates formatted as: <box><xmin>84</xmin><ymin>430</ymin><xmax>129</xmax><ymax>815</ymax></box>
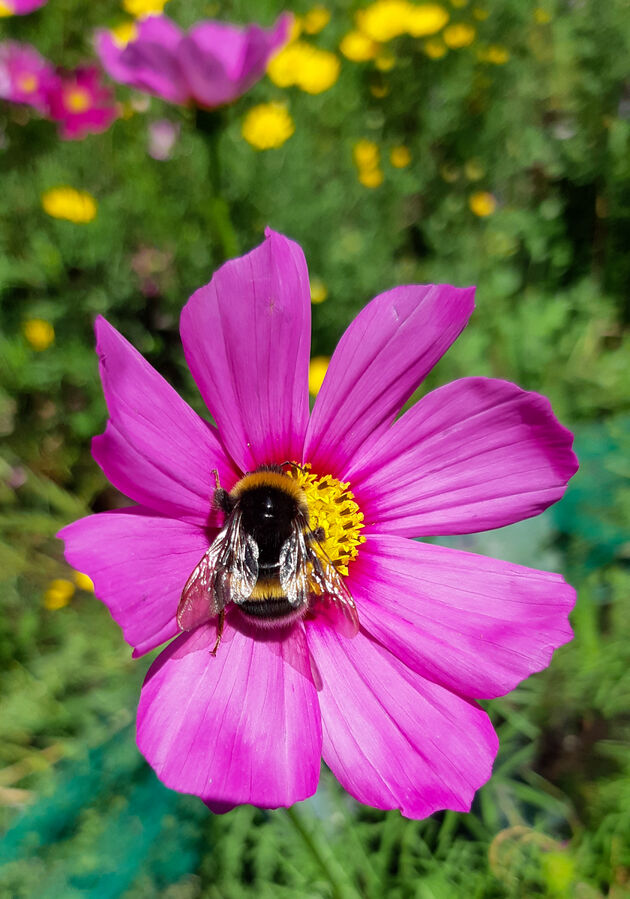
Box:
<box><xmin>353</xmin><ymin>139</ymin><xmax>380</xmax><ymax>169</ymax></box>
<box><xmin>44</xmin><ymin>579</ymin><xmax>75</xmax><ymax>610</ymax></box>
<box><xmin>111</xmin><ymin>21</ymin><xmax>138</xmax><ymax>47</ymax></box>
<box><xmin>390</xmin><ymin>145</ymin><xmax>411</xmax><ymax>167</ymax></box>
<box><xmin>464</xmin><ymin>158</ymin><xmax>485</xmax><ymax>180</ymax></box>
<box><xmin>478</xmin><ymin>44</ymin><xmax>510</xmax><ymax>64</ymax></box>
<box><xmin>297</xmin><ymin>47</ymin><xmax>340</xmax><ymax>93</ymax></box>
<box><xmin>440</xmin><ymin>163</ymin><xmax>460</xmax><ymax>182</ymax></box>
<box><xmin>0</xmin><ymin>2</ymin><xmax>13</xmax><ymax>15</ymax></box>
<box><xmin>42</xmin><ymin>187</ymin><xmax>97</xmax><ymax>223</ymax></box>
<box><xmin>406</xmin><ymin>4</ymin><xmax>449</xmax><ymax>37</ymax></box>
<box><xmin>267</xmin><ymin>44</ymin><xmax>299</xmax><ymax>88</ymax></box>
<box><xmin>370</xmin><ymin>82</ymin><xmax>390</xmax><ymax>97</ymax></box>
<box><xmin>443</xmin><ymin>22</ymin><xmax>476</xmax><ymax>47</ymax></box>
<box><xmin>424</xmin><ymin>37</ymin><xmax>447</xmax><ymax>58</ymax></box>
<box><xmin>340</xmin><ymin>30</ymin><xmax>380</xmax><ymax>62</ymax></box>
<box><xmin>359</xmin><ymin>167</ymin><xmax>384</xmax><ymax>188</ymax></box>
<box><xmin>469</xmin><ymin>190</ymin><xmax>497</xmax><ymax>216</ymax></box>
<box><xmin>375</xmin><ymin>52</ymin><xmax>396</xmax><ymax>71</ymax></box>
<box><xmin>302</xmin><ymin>6</ymin><xmax>331</xmax><ymax>34</ymax></box>
<box><xmin>310</xmin><ymin>278</ymin><xmax>328</xmax><ymax>304</ymax></box>
<box><xmin>122</xmin><ymin>0</ymin><xmax>169</xmax><ymax>17</ymax></box>
<box><xmin>308</xmin><ymin>356</ymin><xmax>330</xmax><ymax>395</ymax></box>
<box><xmin>268</xmin><ymin>42</ymin><xmax>340</xmax><ymax>94</ymax></box>
<box><xmin>241</xmin><ymin>103</ymin><xmax>295</xmax><ymax>150</ymax></box>
<box><xmin>23</xmin><ymin>319</ymin><xmax>55</xmax><ymax>351</ymax></box>
<box><xmin>534</xmin><ymin>7</ymin><xmax>552</xmax><ymax>23</ymax></box>
<box><xmin>356</xmin><ymin>0</ymin><xmax>412</xmax><ymax>42</ymax></box>
<box><xmin>74</xmin><ymin>570</ymin><xmax>95</xmax><ymax>592</ymax></box>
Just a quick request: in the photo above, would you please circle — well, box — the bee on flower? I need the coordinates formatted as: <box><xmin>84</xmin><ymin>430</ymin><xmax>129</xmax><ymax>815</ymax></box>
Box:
<box><xmin>59</xmin><ymin>231</ymin><xmax>577</xmax><ymax>817</ymax></box>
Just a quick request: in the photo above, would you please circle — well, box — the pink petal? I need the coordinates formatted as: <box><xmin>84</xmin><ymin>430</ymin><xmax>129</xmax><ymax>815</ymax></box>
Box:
<box><xmin>180</xmin><ymin>230</ymin><xmax>311</xmax><ymax>473</ymax></box>
<box><xmin>179</xmin><ymin>15</ymin><xmax>290</xmax><ymax>108</ymax></box>
<box><xmin>96</xmin><ymin>16</ymin><xmax>189</xmax><ymax>106</ymax></box>
<box><xmin>307</xmin><ymin>622</ymin><xmax>498</xmax><ymax>819</ymax></box>
<box><xmin>347</xmin><ymin>377</ymin><xmax>578</xmax><ymax>536</ymax></box>
<box><xmin>58</xmin><ymin>508</ymin><xmax>210</xmax><ymax>656</ymax></box>
<box><xmin>8</xmin><ymin>0</ymin><xmax>47</xmax><ymax>11</ymax></box>
<box><xmin>137</xmin><ymin>622</ymin><xmax>322</xmax><ymax>807</ymax></box>
<box><xmin>91</xmin><ymin>316</ymin><xmax>239</xmax><ymax>526</ymax></box>
<box><xmin>304</xmin><ymin>284</ymin><xmax>475</xmax><ymax>477</ymax></box>
<box><xmin>348</xmin><ymin>534</ymin><xmax>575</xmax><ymax>699</ymax></box>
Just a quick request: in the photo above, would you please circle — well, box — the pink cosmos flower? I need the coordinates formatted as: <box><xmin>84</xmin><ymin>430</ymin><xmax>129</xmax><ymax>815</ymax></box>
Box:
<box><xmin>0</xmin><ymin>41</ymin><xmax>57</xmax><ymax>113</ymax></box>
<box><xmin>58</xmin><ymin>230</ymin><xmax>578</xmax><ymax>818</ymax></box>
<box><xmin>46</xmin><ymin>65</ymin><xmax>118</xmax><ymax>140</ymax></box>
<box><xmin>0</xmin><ymin>0</ymin><xmax>47</xmax><ymax>15</ymax></box>
<box><xmin>95</xmin><ymin>13</ymin><xmax>291</xmax><ymax>109</ymax></box>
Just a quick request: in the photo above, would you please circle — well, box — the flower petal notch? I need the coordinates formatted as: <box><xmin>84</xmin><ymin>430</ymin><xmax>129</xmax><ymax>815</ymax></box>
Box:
<box><xmin>58</xmin><ymin>231</ymin><xmax>578</xmax><ymax>818</ymax></box>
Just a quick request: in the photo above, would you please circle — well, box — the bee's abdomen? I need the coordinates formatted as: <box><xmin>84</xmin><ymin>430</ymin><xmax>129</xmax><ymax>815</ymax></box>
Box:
<box><xmin>238</xmin><ymin>597</ymin><xmax>297</xmax><ymax>621</ymax></box>
<box><xmin>238</xmin><ymin>577</ymin><xmax>304</xmax><ymax>624</ymax></box>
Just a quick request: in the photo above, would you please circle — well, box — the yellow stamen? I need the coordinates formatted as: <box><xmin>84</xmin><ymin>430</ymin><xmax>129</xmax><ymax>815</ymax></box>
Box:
<box><xmin>288</xmin><ymin>464</ymin><xmax>365</xmax><ymax>576</ymax></box>
<box><xmin>64</xmin><ymin>86</ymin><xmax>91</xmax><ymax>113</ymax></box>
<box><xmin>17</xmin><ymin>73</ymin><xmax>38</xmax><ymax>93</ymax></box>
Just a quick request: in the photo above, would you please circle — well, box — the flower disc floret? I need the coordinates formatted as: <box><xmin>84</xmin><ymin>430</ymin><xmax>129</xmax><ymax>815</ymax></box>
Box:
<box><xmin>288</xmin><ymin>465</ymin><xmax>365</xmax><ymax>577</ymax></box>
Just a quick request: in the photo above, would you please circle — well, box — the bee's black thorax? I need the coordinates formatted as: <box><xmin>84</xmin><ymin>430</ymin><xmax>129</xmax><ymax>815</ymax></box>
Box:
<box><xmin>238</xmin><ymin>485</ymin><xmax>298</xmax><ymax>566</ymax></box>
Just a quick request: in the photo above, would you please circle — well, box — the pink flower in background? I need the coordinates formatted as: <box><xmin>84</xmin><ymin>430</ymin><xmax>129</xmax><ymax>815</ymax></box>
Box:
<box><xmin>58</xmin><ymin>230</ymin><xmax>578</xmax><ymax>817</ymax></box>
<box><xmin>96</xmin><ymin>13</ymin><xmax>291</xmax><ymax>108</ymax></box>
<box><xmin>0</xmin><ymin>0</ymin><xmax>47</xmax><ymax>15</ymax></box>
<box><xmin>147</xmin><ymin>117</ymin><xmax>179</xmax><ymax>160</ymax></box>
<box><xmin>0</xmin><ymin>41</ymin><xmax>57</xmax><ymax>112</ymax></box>
<box><xmin>46</xmin><ymin>66</ymin><xmax>118</xmax><ymax>139</ymax></box>
<box><xmin>0</xmin><ymin>42</ymin><xmax>117</xmax><ymax>139</ymax></box>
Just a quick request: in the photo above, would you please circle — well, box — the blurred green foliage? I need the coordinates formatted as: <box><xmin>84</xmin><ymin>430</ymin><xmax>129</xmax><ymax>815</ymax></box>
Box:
<box><xmin>1</xmin><ymin>0</ymin><xmax>630</xmax><ymax>895</ymax></box>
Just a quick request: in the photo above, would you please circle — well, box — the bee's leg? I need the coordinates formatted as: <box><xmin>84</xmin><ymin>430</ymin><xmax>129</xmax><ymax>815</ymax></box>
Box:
<box><xmin>311</xmin><ymin>526</ymin><xmax>326</xmax><ymax>542</ymax></box>
<box><xmin>210</xmin><ymin>609</ymin><xmax>225</xmax><ymax>657</ymax></box>
<box><xmin>211</xmin><ymin>470</ymin><xmax>234</xmax><ymax>517</ymax></box>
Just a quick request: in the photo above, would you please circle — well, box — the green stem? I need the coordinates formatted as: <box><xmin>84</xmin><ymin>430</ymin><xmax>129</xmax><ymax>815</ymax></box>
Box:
<box><xmin>195</xmin><ymin>108</ymin><xmax>239</xmax><ymax>262</ymax></box>
<box><xmin>284</xmin><ymin>805</ymin><xmax>358</xmax><ymax>899</ymax></box>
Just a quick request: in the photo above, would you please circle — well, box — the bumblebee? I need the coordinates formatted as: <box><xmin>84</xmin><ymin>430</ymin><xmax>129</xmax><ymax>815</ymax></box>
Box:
<box><xmin>177</xmin><ymin>465</ymin><xmax>359</xmax><ymax>652</ymax></box>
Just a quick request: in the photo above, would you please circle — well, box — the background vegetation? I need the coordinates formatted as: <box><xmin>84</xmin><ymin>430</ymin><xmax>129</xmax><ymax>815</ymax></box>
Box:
<box><xmin>1</xmin><ymin>0</ymin><xmax>629</xmax><ymax>895</ymax></box>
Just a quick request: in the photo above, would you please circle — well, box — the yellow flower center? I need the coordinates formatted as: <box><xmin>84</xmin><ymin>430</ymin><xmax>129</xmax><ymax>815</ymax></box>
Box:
<box><xmin>64</xmin><ymin>86</ymin><xmax>91</xmax><ymax>113</ymax></box>
<box><xmin>0</xmin><ymin>2</ymin><xmax>13</xmax><ymax>16</ymax></box>
<box><xmin>17</xmin><ymin>73</ymin><xmax>38</xmax><ymax>93</ymax></box>
<box><xmin>288</xmin><ymin>464</ymin><xmax>365</xmax><ymax>576</ymax></box>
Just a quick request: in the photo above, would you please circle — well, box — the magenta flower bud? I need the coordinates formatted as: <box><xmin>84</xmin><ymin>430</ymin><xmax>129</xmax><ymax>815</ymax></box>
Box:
<box><xmin>95</xmin><ymin>13</ymin><xmax>291</xmax><ymax>109</ymax></box>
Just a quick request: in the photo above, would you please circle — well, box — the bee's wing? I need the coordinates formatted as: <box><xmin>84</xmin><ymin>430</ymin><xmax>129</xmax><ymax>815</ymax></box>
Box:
<box><xmin>279</xmin><ymin>519</ymin><xmax>360</xmax><ymax>636</ymax></box>
<box><xmin>279</xmin><ymin>518</ymin><xmax>311</xmax><ymax>609</ymax></box>
<box><xmin>307</xmin><ymin>532</ymin><xmax>360</xmax><ymax>638</ymax></box>
<box><xmin>176</xmin><ymin>510</ymin><xmax>259</xmax><ymax>631</ymax></box>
